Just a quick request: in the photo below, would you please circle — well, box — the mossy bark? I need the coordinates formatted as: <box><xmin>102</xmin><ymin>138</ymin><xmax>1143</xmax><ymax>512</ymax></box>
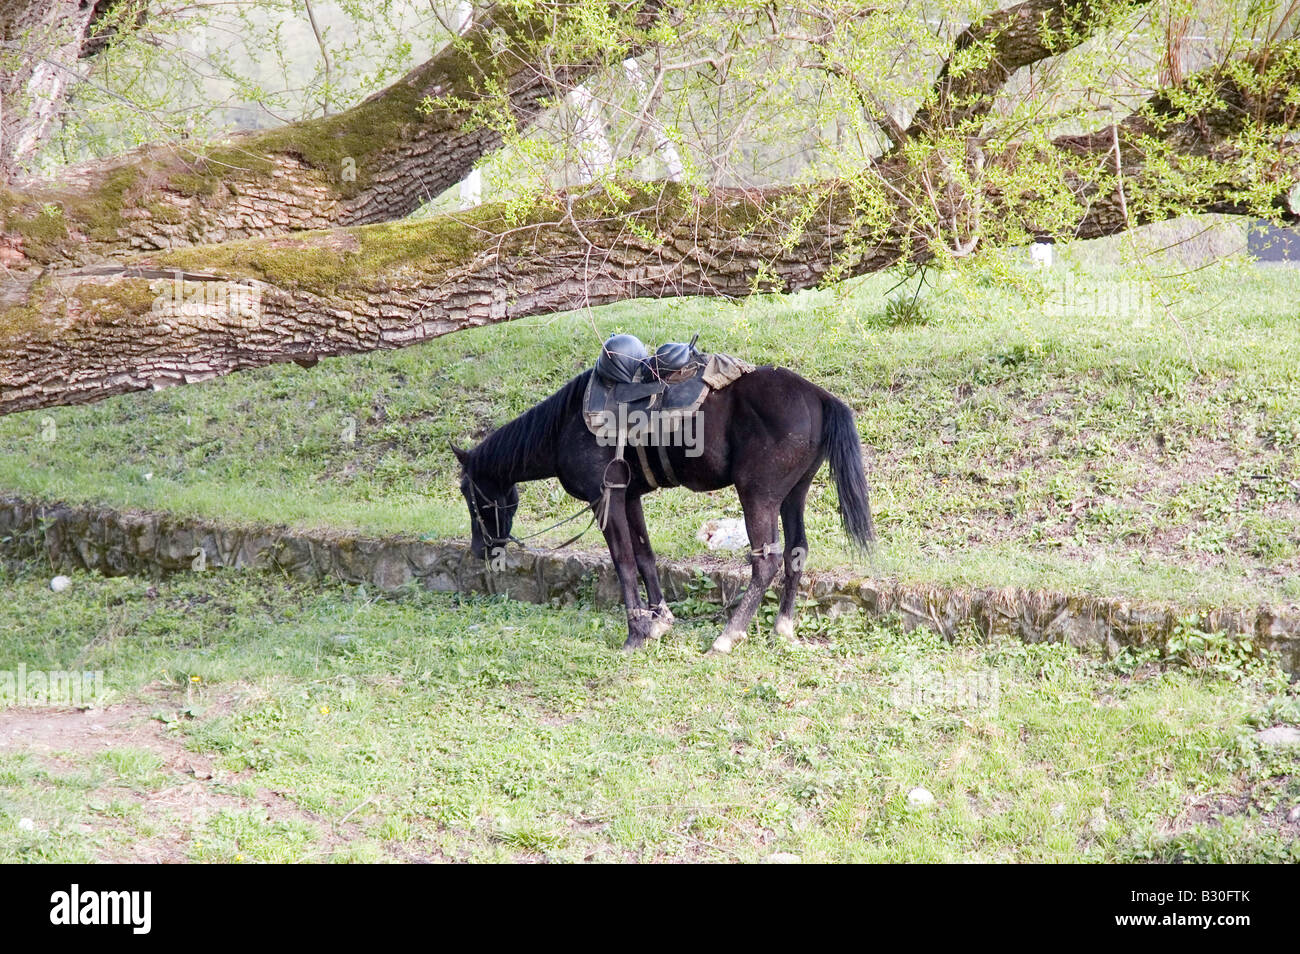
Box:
<box><xmin>0</xmin><ymin>179</ymin><xmax>897</xmax><ymax>414</ymax></box>
<box><xmin>4</xmin><ymin>64</ymin><xmax>1297</xmax><ymax>421</ymax></box>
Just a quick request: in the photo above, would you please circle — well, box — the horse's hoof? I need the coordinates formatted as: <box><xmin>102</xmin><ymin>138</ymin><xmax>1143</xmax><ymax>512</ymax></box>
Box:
<box><xmin>709</xmin><ymin>632</ymin><xmax>741</xmax><ymax>654</ymax></box>
<box><xmin>774</xmin><ymin>617</ymin><xmax>795</xmax><ymax>641</ymax></box>
<box><xmin>649</xmin><ymin>605</ymin><xmax>675</xmax><ymax>639</ymax></box>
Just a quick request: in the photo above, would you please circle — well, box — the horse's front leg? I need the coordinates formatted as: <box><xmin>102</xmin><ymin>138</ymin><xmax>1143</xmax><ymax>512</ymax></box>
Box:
<box><xmin>626</xmin><ymin>494</ymin><xmax>674</xmax><ymax>639</ymax></box>
<box><xmin>600</xmin><ymin>489</ymin><xmax>654</xmax><ymax>650</ymax></box>
<box><xmin>710</xmin><ymin>495</ymin><xmax>782</xmax><ymax>654</ymax></box>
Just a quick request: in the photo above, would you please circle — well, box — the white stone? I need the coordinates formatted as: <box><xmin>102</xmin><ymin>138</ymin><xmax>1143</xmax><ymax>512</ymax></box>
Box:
<box><xmin>906</xmin><ymin>787</ymin><xmax>935</xmax><ymax>809</ymax></box>
<box><xmin>49</xmin><ymin>575</ymin><xmax>72</xmax><ymax>593</ymax></box>
<box><xmin>17</xmin><ymin>818</ymin><xmax>35</xmax><ymax>831</ymax></box>
<box><xmin>1255</xmin><ymin>725</ymin><xmax>1300</xmax><ymax>746</ymax></box>
<box><xmin>696</xmin><ymin>518</ymin><xmax>749</xmax><ymax>551</ymax></box>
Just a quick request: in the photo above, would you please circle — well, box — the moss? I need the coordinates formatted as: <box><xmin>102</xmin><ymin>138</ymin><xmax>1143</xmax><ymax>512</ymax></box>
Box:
<box><xmin>2</xmin><ymin>164</ymin><xmax>148</xmax><ymax>264</ymax></box>
<box><xmin>0</xmin><ymin>275</ymin><xmax>164</xmax><ymax>344</ymax></box>
<box><xmin>227</xmin><ymin>24</ymin><xmax>513</xmax><ymax>199</ymax></box>
<box><xmin>70</xmin><ymin>165</ymin><xmax>143</xmax><ymax>242</ymax></box>
<box><xmin>148</xmin><ymin>184</ymin><xmax>692</xmax><ymax>298</ymax></box>
<box><xmin>4</xmin><ymin>280</ymin><xmax>155</xmax><ymax>341</ymax></box>
<box><xmin>151</xmin><ymin>60</ymin><xmax>440</xmax><ymax>204</ymax></box>
<box><xmin>167</xmin><ymin>172</ymin><xmax>221</xmax><ymax>198</ymax></box>
<box><xmin>75</xmin><ymin>279</ymin><xmax>159</xmax><ymax>323</ymax></box>
<box><xmin>158</xmin><ymin>234</ymin><xmax>352</xmax><ymax>294</ymax></box>
<box><xmin>249</xmin><ymin>79</ymin><xmax>428</xmax><ymax>198</ymax></box>
<box><xmin>144</xmin><ymin>200</ymin><xmax>186</xmax><ymax>225</ymax></box>
<box><xmin>0</xmin><ymin>299</ymin><xmax>46</xmax><ymax>340</ymax></box>
<box><xmin>154</xmin><ymin>87</ymin><xmax>421</xmax><ymax>201</ymax></box>
<box><xmin>6</xmin><ymin>202</ymin><xmax>70</xmax><ymax>259</ymax></box>
<box><xmin>154</xmin><ymin>209</ymin><xmax>499</xmax><ymax>297</ymax></box>
<box><xmin>351</xmin><ymin>216</ymin><xmax>483</xmax><ymax>273</ymax></box>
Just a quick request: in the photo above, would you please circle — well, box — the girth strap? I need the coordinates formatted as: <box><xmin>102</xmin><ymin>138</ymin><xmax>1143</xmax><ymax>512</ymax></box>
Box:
<box><xmin>634</xmin><ymin>442</ymin><xmax>658</xmax><ymax>490</ymax></box>
<box><xmin>657</xmin><ymin>442</ymin><xmax>679</xmax><ymax>487</ymax></box>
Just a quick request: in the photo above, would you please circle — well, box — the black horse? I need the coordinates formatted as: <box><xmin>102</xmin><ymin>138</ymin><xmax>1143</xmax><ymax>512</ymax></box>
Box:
<box><xmin>452</xmin><ymin>364</ymin><xmax>874</xmax><ymax>653</ymax></box>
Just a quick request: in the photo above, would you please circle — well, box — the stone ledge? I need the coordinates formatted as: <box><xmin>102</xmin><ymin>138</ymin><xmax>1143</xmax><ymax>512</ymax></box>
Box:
<box><xmin>2</xmin><ymin>493</ymin><xmax>1297</xmax><ymax>673</ymax></box>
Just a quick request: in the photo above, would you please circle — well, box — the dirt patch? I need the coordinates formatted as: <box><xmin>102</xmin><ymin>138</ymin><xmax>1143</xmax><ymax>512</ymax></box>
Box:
<box><xmin>1162</xmin><ymin>775</ymin><xmax>1300</xmax><ymax>842</ymax></box>
<box><xmin>0</xmin><ymin>703</ymin><xmax>161</xmax><ymax>759</ymax></box>
<box><xmin>0</xmin><ymin>694</ymin><xmax>355</xmax><ymax>862</ymax></box>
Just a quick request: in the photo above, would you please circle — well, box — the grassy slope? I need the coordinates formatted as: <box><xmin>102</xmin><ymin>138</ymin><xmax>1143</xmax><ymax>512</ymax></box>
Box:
<box><xmin>1</xmin><ymin>261</ymin><xmax>1298</xmax><ymax>607</ymax></box>
<box><xmin>1</xmin><ymin>559</ymin><xmax>1296</xmax><ymax>863</ymax></box>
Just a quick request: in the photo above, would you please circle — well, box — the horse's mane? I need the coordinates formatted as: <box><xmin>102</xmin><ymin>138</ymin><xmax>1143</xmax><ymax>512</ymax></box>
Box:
<box><xmin>468</xmin><ymin>370</ymin><xmax>592</xmax><ymax>478</ymax></box>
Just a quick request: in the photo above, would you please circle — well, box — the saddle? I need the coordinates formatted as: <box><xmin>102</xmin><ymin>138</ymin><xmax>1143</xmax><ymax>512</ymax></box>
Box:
<box><xmin>582</xmin><ymin>334</ymin><xmax>755</xmax><ymax>499</ymax></box>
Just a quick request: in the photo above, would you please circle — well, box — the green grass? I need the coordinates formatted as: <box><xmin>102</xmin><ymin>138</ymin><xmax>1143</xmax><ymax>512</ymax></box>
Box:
<box><xmin>1</xmin><ymin>260</ymin><xmax>1299</xmax><ymax>608</ymax></box>
<box><xmin>1</xmin><ymin>558</ymin><xmax>1296</xmax><ymax>862</ymax></box>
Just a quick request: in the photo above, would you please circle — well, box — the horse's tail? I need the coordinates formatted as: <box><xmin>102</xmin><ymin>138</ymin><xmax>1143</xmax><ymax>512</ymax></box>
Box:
<box><xmin>820</xmin><ymin>395</ymin><xmax>875</xmax><ymax>552</ymax></box>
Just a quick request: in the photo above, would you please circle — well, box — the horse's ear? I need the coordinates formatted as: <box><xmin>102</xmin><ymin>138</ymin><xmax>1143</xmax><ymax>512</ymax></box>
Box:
<box><xmin>449</xmin><ymin>442</ymin><xmax>469</xmax><ymax>467</ymax></box>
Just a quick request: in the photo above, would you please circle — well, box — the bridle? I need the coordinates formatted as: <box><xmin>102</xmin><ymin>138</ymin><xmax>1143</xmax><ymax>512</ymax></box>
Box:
<box><xmin>465</xmin><ymin>472</ymin><xmax>595</xmax><ymax>559</ymax></box>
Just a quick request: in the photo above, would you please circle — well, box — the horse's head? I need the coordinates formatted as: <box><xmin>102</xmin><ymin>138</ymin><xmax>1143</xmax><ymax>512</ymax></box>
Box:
<box><xmin>452</xmin><ymin>444</ymin><xmax>519</xmax><ymax>560</ymax></box>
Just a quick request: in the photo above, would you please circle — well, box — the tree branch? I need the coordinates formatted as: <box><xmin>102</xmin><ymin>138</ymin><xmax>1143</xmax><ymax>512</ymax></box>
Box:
<box><xmin>0</xmin><ymin>0</ymin><xmax>147</xmax><ymax>180</ymax></box>
<box><xmin>908</xmin><ymin>0</ymin><xmax>1153</xmax><ymax>136</ymax></box>
<box><xmin>0</xmin><ymin>1</ymin><xmax>662</xmax><ymax>271</ymax></box>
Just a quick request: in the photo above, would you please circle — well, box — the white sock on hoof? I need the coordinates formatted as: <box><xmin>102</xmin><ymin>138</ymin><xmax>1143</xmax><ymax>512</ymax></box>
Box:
<box><xmin>649</xmin><ymin>604</ymin><xmax>675</xmax><ymax>639</ymax></box>
<box><xmin>710</xmin><ymin>630</ymin><xmax>743</xmax><ymax>654</ymax></box>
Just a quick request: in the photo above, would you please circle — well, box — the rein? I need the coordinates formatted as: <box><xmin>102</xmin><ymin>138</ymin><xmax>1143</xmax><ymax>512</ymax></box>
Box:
<box><xmin>510</xmin><ymin>504</ymin><xmax>596</xmax><ymax>548</ymax></box>
<box><xmin>466</xmin><ymin>473</ymin><xmax>595</xmax><ymax>557</ymax></box>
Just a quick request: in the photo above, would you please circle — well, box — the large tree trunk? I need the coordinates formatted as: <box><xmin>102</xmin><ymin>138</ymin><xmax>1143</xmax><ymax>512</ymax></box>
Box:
<box><xmin>0</xmin><ymin>2</ymin><xmax>661</xmax><ymax>273</ymax></box>
<box><xmin>4</xmin><ymin>46</ymin><xmax>1297</xmax><ymax>418</ymax></box>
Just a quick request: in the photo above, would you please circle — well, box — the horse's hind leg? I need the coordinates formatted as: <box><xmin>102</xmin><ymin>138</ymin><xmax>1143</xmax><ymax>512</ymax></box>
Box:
<box><xmin>626</xmin><ymin>495</ymin><xmax>673</xmax><ymax>638</ymax></box>
<box><xmin>710</xmin><ymin>494</ymin><xmax>782</xmax><ymax>655</ymax></box>
<box><xmin>774</xmin><ymin>476</ymin><xmax>813</xmax><ymax>641</ymax></box>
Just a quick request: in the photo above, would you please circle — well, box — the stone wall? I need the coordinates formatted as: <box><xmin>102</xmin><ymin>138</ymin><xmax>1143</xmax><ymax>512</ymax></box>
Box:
<box><xmin>2</xmin><ymin>494</ymin><xmax>1297</xmax><ymax>673</ymax></box>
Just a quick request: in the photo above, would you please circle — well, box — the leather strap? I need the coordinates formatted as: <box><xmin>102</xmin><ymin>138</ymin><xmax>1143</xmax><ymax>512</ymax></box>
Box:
<box><xmin>656</xmin><ymin>442</ymin><xmax>678</xmax><ymax>487</ymax></box>
<box><xmin>634</xmin><ymin>442</ymin><xmax>659</xmax><ymax>489</ymax></box>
